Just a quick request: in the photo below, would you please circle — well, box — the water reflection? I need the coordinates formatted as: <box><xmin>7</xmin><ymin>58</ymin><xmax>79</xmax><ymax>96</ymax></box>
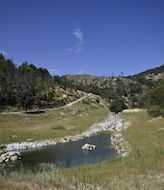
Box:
<box><xmin>20</xmin><ymin>134</ymin><xmax>117</xmax><ymax>169</ymax></box>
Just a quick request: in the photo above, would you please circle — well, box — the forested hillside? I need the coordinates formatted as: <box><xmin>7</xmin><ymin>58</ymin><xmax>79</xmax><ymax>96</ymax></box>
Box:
<box><xmin>58</xmin><ymin>74</ymin><xmax>149</xmax><ymax>108</ymax></box>
<box><xmin>1</xmin><ymin>53</ymin><xmax>164</xmax><ymax>115</ymax></box>
<box><xmin>57</xmin><ymin>65</ymin><xmax>164</xmax><ymax>114</ymax></box>
<box><xmin>0</xmin><ymin>54</ymin><xmax>82</xmax><ymax>112</ymax></box>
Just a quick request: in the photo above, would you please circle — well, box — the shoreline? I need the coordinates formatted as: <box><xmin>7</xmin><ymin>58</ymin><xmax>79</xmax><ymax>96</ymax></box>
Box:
<box><xmin>3</xmin><ymin>113</ymin><xmax>130</xmax><ymax>157</ymax></box>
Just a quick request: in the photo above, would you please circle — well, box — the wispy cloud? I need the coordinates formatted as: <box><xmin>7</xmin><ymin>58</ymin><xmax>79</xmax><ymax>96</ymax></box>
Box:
<box><xmin>73</xmin><ymin>28</ymin><xmax>83</xmax><ymax>42</ymax></box>
<box><xmin>66</xmin><ymin>28</ymin><xmax>84</xmax><ymax>53</ymax></box>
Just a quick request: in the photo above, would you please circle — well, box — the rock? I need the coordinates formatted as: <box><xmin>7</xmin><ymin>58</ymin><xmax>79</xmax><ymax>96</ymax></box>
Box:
<box><xmin>82</xmin><ymin>143</ymin><xmax>96</xmax><ymax>151</ymax></box>
<box><xmin>7</xmin><ymin>151</ymin><xmax>21</xmax><ymax>157</ymax></box>
<box><xmin>121</xmin><ymin>152</ymin><xmax>128</xmax><ymax>157</ymax></box>
<box><xmin>0</xmin><ymin>151</ymin><xmax>21</xmax><ymax>164</ymax></box>
<box><xmin>0</xmin><ymin>144</ymin><xmax>6</xmax><ymax>150</ymax></box>
<box><xmin>60</xmin><ymin>112</ymin><xmax>66</xmax><ymax>116</ymax></box>
<box><xmin>5</xmin><ymin>158</ymin><xmax>9</xmax><ymax>162</ymax></box>
<box><xmin>26</xmin><ymin>139</ymin><xmax>33</xmax><ymax>142</ymax></box>
<box><xmin>3</xmin><ymin>113</ymin><xmax>130</xmax><ymax>159</ymax></box>
<box><xmin>71</xmin><ymin>109</ymin><xmax>80</xmax><ymax>115</ymax></box>
<box><xmin>10</xmin><ymin>155</ymin><xmax>18</xmax><ymax>161</ymax></box>
<box><xmin>0</xmin><ymin>154</ymin><xmax>6</xmax><ymax>161</ymax></box>
<box><xmin>62</xmin><ymin>94</ymin><xmax>67</xmax><ymax>99</ymax></box>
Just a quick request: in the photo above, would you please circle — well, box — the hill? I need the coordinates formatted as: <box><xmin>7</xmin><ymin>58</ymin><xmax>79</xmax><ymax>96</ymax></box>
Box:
<box><xmin>0</xmin><ymin>53</ymin><xmax>84</xmax><ymax>112</ymax></box>
<box><xmin>60</xmin><ymin>74</ymin><xmax>148</xmax><ymax>108</ymax></box>
<box><xmin>57</xmin><ymin>65</ymin><xmax>164</xmax><ymax>110</ymax></box>
<box><xmin>129</xmin><ymin>64</ymin><xmax>164</xmax><ymax>80</ymax></box>
<box><xmin>1</xmin><ymin>53</ymin><xmax>164</xmax><ymax>115</ymax></box>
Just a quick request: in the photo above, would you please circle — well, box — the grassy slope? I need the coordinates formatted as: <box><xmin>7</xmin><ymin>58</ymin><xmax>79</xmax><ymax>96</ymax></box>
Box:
<box><xmin>0</xmin><ymin>111</ymin><xmax>164</xmax><ymax>189</ymax></box>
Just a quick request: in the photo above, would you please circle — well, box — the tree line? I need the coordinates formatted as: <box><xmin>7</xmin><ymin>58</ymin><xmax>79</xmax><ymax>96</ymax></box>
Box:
<box><xmin>0</xmin><ymin>53</ymin><xmax>53</xmax><ymax>111</ymax></box>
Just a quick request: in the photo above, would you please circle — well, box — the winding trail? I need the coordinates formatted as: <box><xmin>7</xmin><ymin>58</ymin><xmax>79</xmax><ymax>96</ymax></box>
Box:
<box><xmin>47</xmin><ymin>95</ymin><xmax>87</xmax><ymax>111</ymax></box>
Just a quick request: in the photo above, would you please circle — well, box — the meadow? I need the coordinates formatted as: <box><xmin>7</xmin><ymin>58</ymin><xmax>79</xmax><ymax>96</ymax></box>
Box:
<box><xmin>0</xmin><ymin>110</ymin><xmax>164</xmax><ymax>190</ymax></box>
<box><xmin>0</xmin><ymin>99</ymin><xmax>108</xmax><ymax>145</ymax></box>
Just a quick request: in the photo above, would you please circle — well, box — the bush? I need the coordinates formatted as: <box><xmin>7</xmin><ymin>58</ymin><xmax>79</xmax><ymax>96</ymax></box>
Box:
<box><xmin>148</xmin><ymin>105</ymin><xmax>162</xmax><ymax>117</ymax></box>
<box><xmin>109</xmin><ymin>98</ymin><xmax>127</xmax><ymax>113</ymax></box>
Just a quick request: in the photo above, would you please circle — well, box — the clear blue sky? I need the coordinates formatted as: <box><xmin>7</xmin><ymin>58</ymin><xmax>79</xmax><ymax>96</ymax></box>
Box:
<box><xmin>0</xmin><ymin>0</ymin><xmax>163</xmax><ymax>76</ymax></box>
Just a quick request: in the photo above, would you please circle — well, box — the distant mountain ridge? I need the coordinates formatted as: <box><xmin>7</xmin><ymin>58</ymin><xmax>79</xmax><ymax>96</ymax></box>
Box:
<box><xmin>129</xmin><ymin>64</ymin><xmax>164</xmax><ymax>80</ymax></box>
<box><xmin>60</xmin><ymin>64</ymin><xmax>164</xmax><ymax>108</ymax></box>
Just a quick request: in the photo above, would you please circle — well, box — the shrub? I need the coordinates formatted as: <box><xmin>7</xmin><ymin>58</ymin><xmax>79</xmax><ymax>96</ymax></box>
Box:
<box><xmin>109</xmin><ymin>98</ymin><xmax>127</xmax><ymax>113</ymax></box>
<box><xmin>148</xmin><ymin>105</ymin><xmax>162</xmax><ymax>117</ymax></box>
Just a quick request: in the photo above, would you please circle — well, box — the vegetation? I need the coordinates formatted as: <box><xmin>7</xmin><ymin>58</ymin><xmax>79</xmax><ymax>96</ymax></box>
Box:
<box><xmin>130</xmin><ymin>64</ymin><xmax>164</xmax><ymax>78</ymax></box>
<box><xmin>0</xmin><ymin>53</ymin><xmax>53</xmax><ymax>111</ymax></box>
<box><xmin>0</xmin><ymin>111</ymin><xmax>163</xmax><ymax>189</ymax></box>
<box><xmin>0</xmin><ymin>97</ymin><xmax>108</xmax><ymax>144</ymax></box>
<box><xmin>57</xmin><ymin>75</ymin><xmax>148</xmax><ymax>109</ymax></box>
<box><xmin>139</xmin><ymin>80</ymin><xmax>164</xmax><ymax>116</ymax></box>
<box><xmin>1</xmin><ymin>53</ymin><xmax>164</xmax><ymax>114</ymax></box>
<box><xmin>56</xmin><ymin>68</ymin><xmax>162</xmax><ymax>110</ymax></box>
<box><xmin>110</xmin><ymin>97</ymin><xmax>127</xmax><ymax>113</ymax></box>
<box><xmin>0</xmin><ymin>53</ymin><xmax>164</xmax><ymax>189</ymax></box>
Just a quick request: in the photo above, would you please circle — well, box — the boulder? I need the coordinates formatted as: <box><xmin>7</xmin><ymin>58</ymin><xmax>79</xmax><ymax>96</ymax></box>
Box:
<box><xmin>7</xmin><ymin>151</ymin><xmax>21</xmax><ymax>157</ymax></box>
<box><xmin>10</xmin><ymin>155</ymin><xmax>18</xmax><ymax>161</ymax></box>
<box><xmin>82</xmin><ymin>143</ymin><xmax>96</xmax><ymax>151</ymax></box>
<box><xmin>5</xmin><ymin>158</ymin><xmax>9</xmax><ymax>162</ymax></box>
<box><xmin>0</xmin><ymin>151</ymin><xmax>21</xmax><ymax>164</ymax></box>
<box><xmin>0</xmin><ymin>154</ymin><xmax>6</xmax><ymax>162</ymax></box>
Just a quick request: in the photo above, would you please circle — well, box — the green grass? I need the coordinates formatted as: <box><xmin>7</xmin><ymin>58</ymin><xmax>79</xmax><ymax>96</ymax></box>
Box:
<box><xmin>0</xmin><ymin>100</ymin><xmax>108</xmax><ymax>144</ymax></box>
<box><xmin>0</xmin><ymin>110</ymin><xmax>164</xmax><ymax>189</ymax></box>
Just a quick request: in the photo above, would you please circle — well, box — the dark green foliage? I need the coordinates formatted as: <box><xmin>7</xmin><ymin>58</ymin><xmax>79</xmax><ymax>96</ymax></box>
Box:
<box><xmin>128</xmin><ymin>76</ymin><xmax>154</xmax><ymax>88</ymax></box>
<box><xmin>109</xmin><ymin>98</ymin><xmax>127</xmax><ymax>113</ymax></box>
<box><xmin>147</xmin><ymin>105</ymin><xmax>164</xmax><ymax>117</ymax></box>
<box><xmin>139</xmin><ymin>80</ymin><xmax>164</xmax><ymax>108</ymax></box>
<box><xmin>17</xmin><ymin>90</ymin><xmax>34</xmax><ymax>112</ymax></box>
<box><xmin>0</xmin><ymin>53</ymin><xmax>52</xmax><ymax>111</ymax></box>
<box><xmin>139</xmin><ymin>80</ymin><xmax>164</xmax><ymax>117</ymax></box>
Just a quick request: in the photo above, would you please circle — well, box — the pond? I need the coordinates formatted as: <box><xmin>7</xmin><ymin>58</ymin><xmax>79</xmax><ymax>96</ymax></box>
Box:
<box><xmin>20</xmin><ymin>134</ymin><xmax>118</xmax><ymax>168</ymax></box>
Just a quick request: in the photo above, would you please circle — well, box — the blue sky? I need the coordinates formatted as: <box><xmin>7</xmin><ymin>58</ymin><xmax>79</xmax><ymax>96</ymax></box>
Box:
<box><xmin>0</xmin><ymin>0</ymin><xmax>163</xmax><ymax>76</ymax></box>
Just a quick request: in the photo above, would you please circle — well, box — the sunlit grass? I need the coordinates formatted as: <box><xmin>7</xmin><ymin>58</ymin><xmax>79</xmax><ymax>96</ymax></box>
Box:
<box><xmin>0</xmin><ymin>101</ymin><xmax>108</xmax><ymax>144</ymax></box>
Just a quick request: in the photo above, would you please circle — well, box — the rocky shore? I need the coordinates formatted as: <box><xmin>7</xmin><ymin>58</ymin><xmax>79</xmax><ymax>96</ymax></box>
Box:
<box><xmin>0</xmin><ymin>151</ymin><xmax>21</xmax><ymax>163</ymax></box>
<box><xmin>1</xmin><ymin>113</ymin><xmax>130</xmax><ymax>158</ymax></box>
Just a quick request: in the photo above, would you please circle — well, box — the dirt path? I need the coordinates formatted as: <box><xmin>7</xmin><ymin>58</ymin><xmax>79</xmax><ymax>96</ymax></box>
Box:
<box><xmin>47</xmin><ymin>95</ymin><xmax>87</xmax><ymax>111</ymax></box>
<box><xmin>0</xmin><ymin>95</ymin><xmax>87</xmax><ymax>116</ymax></box>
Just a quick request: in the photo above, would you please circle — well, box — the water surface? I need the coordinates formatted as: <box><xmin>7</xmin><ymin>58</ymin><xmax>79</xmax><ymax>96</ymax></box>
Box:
<box><xmin>21</xmin><ymin>134</ymin><xmax>117</xmax><ymax>168</ymax></box>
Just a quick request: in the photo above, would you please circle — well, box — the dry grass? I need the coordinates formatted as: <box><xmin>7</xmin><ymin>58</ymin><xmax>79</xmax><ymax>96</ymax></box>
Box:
<box><xmin>0</xmin><ymin>101</ymin><xmax>108</xmax><ymax>144</ymax></box>
<box><xmin>61</xmin><ymin>111</ymin><xmax>164</xmax><ymax>189</ymax></box>
<box><xmin>0</xmin><ymin>110</ymin><xmax>164</xmax><ymax>189</ymax></box>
